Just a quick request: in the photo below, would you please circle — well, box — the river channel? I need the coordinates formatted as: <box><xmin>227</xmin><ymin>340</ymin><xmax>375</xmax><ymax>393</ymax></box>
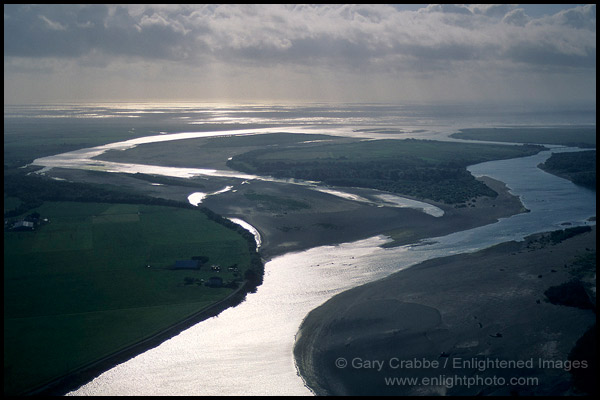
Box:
<box><xmin>28</xmin><ymin>126</ymin><xmax>595</xmax><ymax>396</ymax></box>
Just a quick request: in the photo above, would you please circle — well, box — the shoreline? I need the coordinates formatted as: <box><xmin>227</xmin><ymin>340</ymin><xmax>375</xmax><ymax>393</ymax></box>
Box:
<box><xmin>294</xmin><ymin>226</ymin><xmax>596</xmax><ymax>396</ymax></box>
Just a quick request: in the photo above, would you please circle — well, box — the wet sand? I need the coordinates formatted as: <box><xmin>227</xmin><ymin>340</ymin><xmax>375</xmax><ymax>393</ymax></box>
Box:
<box><xmin>203</xmin><ymin>175</ymin><xmax>527</xmax><ymax>260</ymax></box>
<box><xmin>294</xmin><ymin>227</ymin><xmax>596</xmax><ymax>396</ymax></box>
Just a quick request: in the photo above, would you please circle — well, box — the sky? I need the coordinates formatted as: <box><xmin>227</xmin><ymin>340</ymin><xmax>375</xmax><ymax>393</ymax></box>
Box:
<box><xmin>3</xmin><ymin>4</ymin><xmax>596</xmax><ymax>106</ymax></box>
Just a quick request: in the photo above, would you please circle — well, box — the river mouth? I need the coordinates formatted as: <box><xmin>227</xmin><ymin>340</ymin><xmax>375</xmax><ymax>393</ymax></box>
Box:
<box><xmin>18</xmin><ymin>105</ymin><xmax>594</xmax><ymax>396</ymax></box>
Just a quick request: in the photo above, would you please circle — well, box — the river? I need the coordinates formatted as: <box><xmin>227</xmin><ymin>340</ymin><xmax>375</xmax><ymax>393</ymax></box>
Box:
<box><xmin>56</xmin><ymin>139</ymin><xmax>595</xmax><ymax>395</ymax></box>
<box><xmin>20</xmin><ymin>103</ymin><xmax>594</xmax><ymax>395</ymax></box>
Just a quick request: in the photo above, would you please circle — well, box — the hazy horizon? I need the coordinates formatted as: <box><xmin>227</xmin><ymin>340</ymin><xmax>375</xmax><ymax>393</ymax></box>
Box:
<box><xmin>4</xmin><ymin>4</ymin><xmax>596</xmax><ymax>107</ymax></box>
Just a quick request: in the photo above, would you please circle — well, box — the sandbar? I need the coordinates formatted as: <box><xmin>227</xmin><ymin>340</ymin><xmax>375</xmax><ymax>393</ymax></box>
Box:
<box><xmin>294</xmin><ymin>226</ymin><xmax>596</xmax><ymax>396</ymax></box>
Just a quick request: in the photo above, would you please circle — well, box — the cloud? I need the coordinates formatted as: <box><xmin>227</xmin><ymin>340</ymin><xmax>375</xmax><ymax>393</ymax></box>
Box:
<box><xmin>549</xmin><ymin>4</ymin><xmax>596</xmax><ymax>30</ymax></box>
<box><xmin>504</xmin><ymin>41</ymin><xmax>596</xmax><ymax>69</ymax></box>
<box><xmin>421</xmin><ymin>4</ymin><xmax>472</xmax><ymax>15</ymax></box>
<box><xmin>4</xmin><ymin>4</ymin><xmax>196</xmax><ymax>60</ymax></box>
<box><xmin>4</xmin><ymin>4</ymin><xmax>596</xmax><ymax>70</ymax></box>
<box><xmin>4</xmin><ymin>4</ymin><xmax>596</xmax><ymax>104</ymax></box>
<box><xmin>39</xmin><ymin>15</ymin><xmax>67</xmax><ymax>31</ymax></box>
<box><xmin>502</xmin><ymin>9</ymin><xmax>530</xmax><ymax>27</ymax></box>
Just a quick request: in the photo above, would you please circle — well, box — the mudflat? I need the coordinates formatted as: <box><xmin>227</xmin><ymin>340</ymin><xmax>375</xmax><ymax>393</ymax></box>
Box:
<box><xmin>203</xmin><ymin>175</ymin><xmax>527</xmax><ymax>260</ymax></box>
<box><xmin>294</xmin><ymin>226</ymin><xmax>596</xmax><ymax>396</ymax></box>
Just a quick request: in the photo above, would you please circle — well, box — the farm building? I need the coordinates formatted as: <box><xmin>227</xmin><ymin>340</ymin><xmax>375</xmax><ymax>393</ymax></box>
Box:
<box><xmin>205</xmin><ymin>276</ymin><xmax>223</xmax><ymax>288</ymax></box>
<box><xmin>12</xmin><ymin>220</ymin><xmax>34</xmax><ymax>231</ymax></box>
<box><xmin>173</xmin><ymin>260</ymin><xmax>200</xmax><ymax>270</ymax></box>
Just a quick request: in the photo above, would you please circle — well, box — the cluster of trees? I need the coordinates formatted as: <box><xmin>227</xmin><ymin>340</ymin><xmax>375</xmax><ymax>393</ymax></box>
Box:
<box><xmin>227</xmin><ymin>139</ymin><xmax>545</xmax><ymax>204</ymax></box>
<box><xmin>549</xmin><ymin>226</ymin><xmax>592</xmax><ymax>244</ymax></box>
<box><xmin>4</xmin><ymin>168</ymin><xmax>189</xmax><ymax>217</ymax></box>
<box><xmin>199</xmin><ymin>205</ymin><xmax>264</xmax><ymax>289</ymax></box>
<box><xmin>131</xmin><ymin>172</ymin><xmax>207</xmax><ymax>188</ymax></box>
<box><xmin>526</xmin><ymin>226</ymin><xmax>592</xmax><ymax>250</ymax></box>
<box><xmin>539</xmin><ymin>150</ymin><xmax>596</xmax><ymax>190</ymax></box>
<box><xmin>229</xmin><ymin>156</ymin><xmax>498</xmax><ymax>204</ymax></box>
<box><xmin>544</xmin><ymin>280</ymin><xmax>594</xmax><ymax>310</ymax></box>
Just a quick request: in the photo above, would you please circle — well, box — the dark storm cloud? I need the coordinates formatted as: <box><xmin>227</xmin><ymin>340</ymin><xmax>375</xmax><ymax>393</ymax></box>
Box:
<box><xmin>505</xmin><ymin>42</ymin><xmax>596</xmax><ymax>69</ymax></box>
<box><xmin>4</xmin><ymin>4</ymin><xmax>596</xmax><ymax>72</ymax></box>
<box><xmin>3</xmin><ymin>4</ymin><xmax>201</xmax><ymax>60</ymax></box>
<box><xmin>3</xmin><ymin>4</ymin><xmax>596</xmax><ymax>104</ymax></box>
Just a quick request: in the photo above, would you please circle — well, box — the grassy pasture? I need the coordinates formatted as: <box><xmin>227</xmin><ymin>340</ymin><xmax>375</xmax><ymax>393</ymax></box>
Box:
<box><xmin>3</xmin><ymin>195</ymin><xmax>22</xmax><ymax>212</ymax></box>
<box><xmin>4</xmin><ymin>201</ymin><xmax>252</xmax><ymax>395</ymax></box>
<box><xmin>237</xmin><ymin>138</ymin><xmax>543</xmax><ymax>165</ymax></box>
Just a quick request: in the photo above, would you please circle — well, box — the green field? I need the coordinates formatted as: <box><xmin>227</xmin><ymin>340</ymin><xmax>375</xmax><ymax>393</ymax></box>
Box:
<box><xmin>3</xmin><ymin>195</ymin><xmax>22</xmax><ymax>212</ymax></box>
<box><xmin>450</xmin><ymin>127</ymin><xmax>596</xmax><ymax>148</ymax></box>
<box><xmin>4</xmin><ymin>201</ymin><xmax>254</xmax><ymax>395</ymax></box>
<box><xmin>227</xmin><ymin>139</ymin><xmax>544</xmax><ymax>203</ymax></box>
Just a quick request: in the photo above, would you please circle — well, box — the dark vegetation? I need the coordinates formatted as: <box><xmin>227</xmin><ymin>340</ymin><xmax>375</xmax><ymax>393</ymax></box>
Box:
<box><xmin>450</xmin><ymin>127</ymin><xmax>596</xmax><ymax>148</ymax></box>
<box><xmin>539</xmin><ymin>150</ymin><xmax>596</xmax><ymax>190</ymax></box>
<box><xmin>541</xmin><ymin>228</ymin><xmax>596</xmax><ymax>311</ymax></box>
<box><xmin>4</xmin><ymin>167</ymin><xmax>264</xmax><ymax>395</ymax></box>
<box><xmin>544</xmin><ymin>280</ymin><xmax>594</xmax><ymax>310</ymax></box>
<box><xmin>129</xmin><ymin>172</ymin><xmax>207</xmax><ymax>188</ymax></box>
<box><xmin>549</xmin><ymin>226</ymin><xmax>593</xmax><ymax>244</ymax></box>
<box><xmin>4</xmin><ymin>166</ymin><xmax>185</xmax><ymax>217</ymax></box>
<box><xmin>4</xmin><ymin>167</ymin><xmax>264</xmax><ymax>290</ymax></box>
<box><xmin>526</xmin><ymin>226</ymin><xmax>593</xmax><ymax>251</ymax></box>
<box><xmin>227</xmin><ymin>139</ymin><xmax>544</xmax><ymax>204</ymax></box>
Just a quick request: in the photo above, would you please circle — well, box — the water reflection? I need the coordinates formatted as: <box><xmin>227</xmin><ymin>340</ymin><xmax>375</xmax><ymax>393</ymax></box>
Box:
<box><xmin>228</xmin><ymin>218</ymin><xmax>262</xmax><ymax>251</ymax></box>
<box><xmin>69</xmin><ymin>146</ymin><xmax>594</xmax><ymax>396</ymax></box>
<box><xmin>32</xmin><ymin>127</ymin><xmax>441</xmax><ymax>216</ymax></box>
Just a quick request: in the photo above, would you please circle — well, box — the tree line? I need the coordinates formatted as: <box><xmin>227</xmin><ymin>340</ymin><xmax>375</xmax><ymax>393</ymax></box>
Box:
<box><xmin>4</xmin><ymin>167</ymin><xmax>264</xmax><ymax>290</ymax></box>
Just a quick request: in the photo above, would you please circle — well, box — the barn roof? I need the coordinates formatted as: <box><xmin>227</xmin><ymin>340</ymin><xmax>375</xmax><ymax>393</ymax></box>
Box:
<box><xmin>174</xmin><ymin>260</ymin><xmax>200</xmax><ymax>269</ymax></box>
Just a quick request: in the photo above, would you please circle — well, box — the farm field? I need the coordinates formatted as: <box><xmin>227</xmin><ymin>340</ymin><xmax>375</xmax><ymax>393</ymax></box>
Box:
<box><xmin>4</xmin><ymin>201</ymin><xmax>253</xmax><ymax>395</ymax></box>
